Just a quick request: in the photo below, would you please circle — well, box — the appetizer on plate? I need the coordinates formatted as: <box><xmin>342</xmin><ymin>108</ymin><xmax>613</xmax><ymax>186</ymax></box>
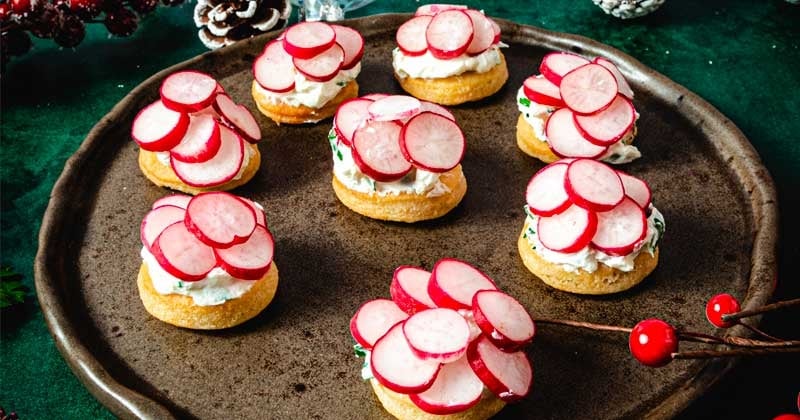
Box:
<box><xmin>350</xmin><ymin>259</ymin><xmax>534</xmax><ymax>420</ymax></box>
<box><xmin>518</xmin><ymin>158</ymin><xmax>665</xmax><ymax>294</ymax></box>
<box><xmin>138</xmin><ymin>192</ymin><xmax>278</xmax><ymax>329</ymax></box>
<box><xmin>392</xmin><ymin>4</ymin><xmax>508</xmax><ymax>105</ymax></box>
<box><xmin>133</xmin><ymin>70</ymin><xmax>263</xmax><ymax>194</ymax></box>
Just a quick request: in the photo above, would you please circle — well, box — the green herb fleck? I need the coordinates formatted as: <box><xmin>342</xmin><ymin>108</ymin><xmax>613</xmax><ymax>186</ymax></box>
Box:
<box><xmin>369</xmin><ymin>179</ymin><xmax>376</xmax><ymax>192</ymax></box>
<box><xmin>336</xmin><ymin>150</ymin><xmax>343</xmax><ymax>161</ymax></box>
<box><xmin>336</xmin><ymin>81</ymin><xmax>347</xmax><ymax>87</ymax></box>
<box><xmin>354</xmin><ymin>343</ymin><xmax>367</xmax><ymax>358</ymax></box>
<box><xmin>0</xmin><ymin>266</ymin><xmax>28</xmax><ymax>309</ymax></box>
<box><xmin>328</xmin><ymin>130</ymin><xmax>338</xmax><ymax>142</ymax></box>
<box><xmin>650</xmin><ymin>218</ymin><xmax>665</xmax><ymax>252</ymax></box>
<box><xmin>518</xmin><ymin>97</ymin><xmax>531</xmax><ymax>107</ymax></box>
<box><xmin>177</xmin><ymin>281</ymin><xmax>184</xmax><ymax>289</ymax></box>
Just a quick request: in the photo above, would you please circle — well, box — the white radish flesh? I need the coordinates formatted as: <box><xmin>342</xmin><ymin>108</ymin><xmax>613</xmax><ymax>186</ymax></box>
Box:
<box><xmin>282</xmin><ymin>21</ymin><xmax>336</xmax><ymax>59</ymax></box>
<box><xmin>159</xmin><ymin>71</ymin><xmax>218</xmax><ymax>113</ymax></box>
<box><xmin>489</xmin><ymin>18</ymin><xmax>501</xmax><ymax>44</ymax></box>
<box><xmin>467</xmin><ymin>336</ymin><xmax>532</xmax><ymax>402</ymax></box>
<box><xmin>391</xmin><ymin>266</ymin><xmax>436</xmax><ymax>314</ymax></box>
<box><xmin>400</xmin><ymin>112</ymin><xmax>465</xmax><ymax>173</ymax></box>
<box><xmin>333</xmin><ymin>98</ymin><xmax>372</xmax><ymax>146</ymax></box>
<box><xmin>170</xmin><ymin>114</ymin><xmax>221</xmax><ymax>163</ymax></box>
<box><xmin>537</xmin><ymin>204</ymin><xmax>598</xmax><ymax>253</ymax></box>
<box><xmin>594</xmin><ymin>57</ymin><xmax>634</xmax><ymax>99</ymax></box>
<box><xmin>140</xmin><ymin>205</ymin><xmax>187</xmax><ymax>250</ymax></box>
<box><xmin>396</xmin><ymin>15</ymin><xmax>432</xmax><ymax>56</ymax></box>
<box><xmin>213</xmin><ymin>94</ymin><xmax>261</xmax><ymax>143</ymax></box>
<box><xmin>351</xmin><ymin>121</ymin><xmax>412</xmax><ymax>182</ymax></box>
<box><xmin>415</xmin><ymin>4</ymin><xmax>467</xmax><ymax>16</ymax></box>
<box><xmin>464</xmin><ymin>10</ymin><xmax>494</xmax><ymax>55</ymax></box>
<box><xmin>525</xmin><ymin>162</ymin><xmax>570</xmax><ymax>217</ymax></box>
<box><xmin>293</xmin><ymin>43</ymin><xmax>344</xmax><ymax>83</ymax></box>
<box><xmin>425</xmin><ymin>10</ymin><xmax>474</xmax><ymax>59</ymax></box>
<box><xmin>428</xmin><ymin>259</ymin><xmax>497</xmax><ymax>310</ymax></box>
<box><xmin>559</xmin><ymin>63</ymin><xmax>618</xmax><ymax>115</ymax></box>
<box><xmin>617</xmin><ymin>171</ymin><xmax>651</xmax><ymax>208</ymax></box>
<box><xmin>419</xmin><ymin>101</ymin><xmax>455</xmax><ymax>121</ymax></box>
<box><xmin>472</xmin><ymin>290</ymin><xmax>535</xmax><ymax>351</ymax></box>
<box><xmin>564</xmin><ymin>158</ymin><xmax>625</xmax><ymax>211</ymax></box>
<box><xmin>331</xmin><ymin>24</ymin><xmax>364</xmax><ymax>69</ymax></box>
<box><xmin>368</xmin><ymin>95</ymin><xmax>421</xmax><ymax>122</ymax></box>
<box><xmin>150</xmin><ymin>221</ymin><xmax>217</xmax><ymax>281</ymax></box>
<box><xmin>253</xmin><ymin>40</ymin><xmax>296</xmax><ymax>93</ymax></box>
<box><xmin>370</xmin><ymin>323</ymin><xmax>441</xmax><ymax>394</ymax></box>
<box><xmin>184</xmin><ymin>191</ymin><xmax>257</xmax><ymax>248</ymax></box>
<box><xmin>591</xmin><ymin>197</ymin><xmax>647</xmax><ymax>256</ymax></box>
<box><xmin>539</xmin><ymin>52</ymin><xmax>590</xmax><ymax>85</ymax></box>
<box><xmin>362</xmin><ymin>93</ymin><xmax>389</xmax><ymax>101</ymax></box>
<box><xmin>545</xmin><ymin>108</ymin><xmax>608</xmax><ymax>159</ymax></box>
<box><xmin>152</xmin><ymin>194</ymin><xmax>192</xmax><ymax>209</ymax></box>
<box><xmin>403</xmin><ymin>308</ymin><xmax>470</xmax><ymax>363</ymax></box>
<box><xmin>131</xmin><ymin>100</ymin><xmax>189</xmax><ymax>152</ymax></box>
<box><xmin>523</xmin><ymin>75</ymin><xmax>564</xmax><ymax>107</ymax></box>
<box><xmin>240</xmin><ymin>198</ymin><xmax>267</xmax><ymax>227</ymax></box>
<box><xmin>409</xmin><ymin>356</ymin><xmax>484</xmax><ymax>415</ymax></box>
<box><xmin>573</xmin><ymin>95</ymin><xmax>635</xmax><ymax>146</ymax></box>
<box><xmin>214</xmin><ymin>225</ymin><xmax>274</xmax><ymax>280</ymax></box>
<box><xmin>350</xmin><ymin>299</ymin><xmax>409</xmax><ymax>349</ymax></box>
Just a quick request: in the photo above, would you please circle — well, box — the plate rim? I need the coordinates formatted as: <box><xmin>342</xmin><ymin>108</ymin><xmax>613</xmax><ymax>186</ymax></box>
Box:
<box><xmin>34</xmin><ymin>13</ymin><xmax>779</xmax><ymax>420</ymax></box>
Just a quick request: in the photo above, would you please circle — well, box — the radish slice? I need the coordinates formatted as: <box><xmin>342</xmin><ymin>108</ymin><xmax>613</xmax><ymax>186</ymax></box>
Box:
<box><xmin>170</xmin><ymin>115</ymin><xmax>221</xmax><ymax>163</ymax></box>
<box><xmin>391</xmin><ymin>266</ymin><xmax>436</xmax><ymax>314</ymax></box>
<box><xmin>425</xmin><ymin>10</ymin><xmax>474</xmax><ymax>59</ymax></box>
<box><xmin>214</xmin><ymin>225</ymin><xmax>274</xmax><ymax>280</ymax></box>
<box><xmin>351</xmin><ymin>121</ymin><xmax>412</xmax><ymax>182</ymax></box>
<box><xmin>171</xmin><ymin>125</ymin><xmax>245</xmax><ymax>188</ymax></box>
<box><xmin>573</xmin><ymin>95</ymin><xmax>635</xmax><ymax>146</ymax></box>
<box><xmin>253</xmin><ymin>40</ymin><xmax>296</xmax><ymax>93</ymax></box>
<box><xmin>396</xmin><ymin>15</ymin><xmax>432</xmax><ymax>57</ymax></box>
<box><xmin>409</xmin><ymin>356</ymin><xmax>484</xmax><ymax>415</ymax></box>
<box><xmin>140</xmin><ymin>205</ymin><xmax>186</xmax><ymax>250</ymax></box>
<box><xmin>537</xmin><ymin>204</ymin><xmax>598</xmax><ymax>253</ymax></box>
<box><xmin>419</xmin><ymin>101</ymin><xmax>455</xmax><ymax>121</ymax></box>
<box><xmin>371</xmin><ymin>323</ymin><xmax>441</xmax><ymax>394</ymax></box>
<box><xmin>330</xmin><ymin>24</ymin><xmax>364</xmax><ymax>69</ymax></box>
<box><xmin>152</xmin><ymin>194</ymin><xmax>192</xmax><ymax>210</ymax></box>
<box><xmin>564</xmin><ymin>158</ymin><xmax>624</xmax><ymax>211</ymax></box>
<box><xmin>150</xmin><ymin>221</ymin><xmax>217</xmax><ymax>281</ymax></box>
<box><xmin>559</xmin><ymin>63</ymin><xmax>618</xmax><ymax>115</ymax></box>
<box><xmin>282</xmin><ymin>21</ymin><xmax>336</xmax><ymax>59</ymax></box>
<box><xmin>240</xmin><ymin>198</ymin><xmax>267</xmax><ymax>227</ymax></box>
<box><xmin>464</xmin><ymin>10</ymin><xmax>494</xmax><ymax>56</ymax></box>
<box><xmin>489</xmin><ymin>18</ymin><xmax>501</xmax><ymax>44</ymax></box>
<box><xmin>350</xmin><ymin>299</ymin><xmax>409</xmax><ymax>349</ymax></box>
<box><xmin>523</xmin><ymin>76</ymin><xmax>565</xmax><ymax>107</ymax></box>
<box><xmin>429</xmin><ymin>258</ymin><xmax>498</xmax><ymax>310</ymax></box>
<box><xmin>591</xmin><ymin>197</ymin><xmax>647</xmax><ymax>256</ymax></box>
<box><xmin>368</xmin><ymin>95</ymin><xmax>421</xmax><ymax>122</ymax></box>
<box><xmin>617</xmin><ymin>171</ymin><xmax>651</xmax><ymax>209</ymax></box>
<box><xmin>594</xmin><ymin>57</ymin><xmax>634</xmax><ymax>99</ymax></box>
<box><xmin>467</xmin><ymin>336</ymin><xmax>532</xmax><ymax>402</ymax></box>
<box><xmin>525</xmin><ymin>163</ymin><xmax>570</xmax><ymax>217</ymax></box>
<box><xmin>403</xmin><ymin>308</ymin><xmax>470</xmax><ymax>363</ymax></box>
<box><xmin>293</xmin><ymin>43</ymin><xmax>344</xmax><ymax>83</ymax></box>
<box><xmin>362</xmin><ymin>93</ymin><xmax>389</xmax><ymax>101</ymax></box>
<box><xmin>545</xmin><ymin>108</ymin><xmax>608</xmax><ymax>159</ymax></box>
<box><xmin>334</xmin><ymin>98</ymin><xmax>372</xmax><ymax>146</ymax></box>
<box><xmin>539</xmin><ymin>52</ymin><xmax>590</xmax><ymax>85</ymax></box>
<box><xmin>191</xmin><ymin>105</ymin><xmax>221</xmax><ymax>120</ymax></box>
<box><xmin>213</xmin><ymin>94</ymin><xmax>261</xmax><ymax>143</ymax></box>
<box><xmin>472</xmin><ymin>290</ymin><xmax>535</xmax><ymax>351</ymax></box>
<box><xmin>464</xmin><ymin>313</ymin><xmax>482</xmax><ymax>342</ymax></box>
<box><xmin>131</xmin><ymin>100</ymin><xmax>190</xmax><ymax>152</ymax></box>
<box><xmin>415</xmin><ymin>4</ymin><xmax>467</xmax><ymax>16</ymax></box>
<box><xmin>159</xmin><ymin>70</ymin><xmax>218</xmax><ymax>113</ymax></box>
<box><xmin>184</xmin><ymin>191</ymin><xmax>257</xmax><ymax>248</ymax></box>
<box><xmin>400</xmin><ymin>112</ymin><xmax>465</xmax><ymax>173</ymax></box>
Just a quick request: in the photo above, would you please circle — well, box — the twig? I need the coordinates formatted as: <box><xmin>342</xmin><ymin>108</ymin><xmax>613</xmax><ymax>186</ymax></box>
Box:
<box><xmin>722</xmin><ymin>298</ymin><xmax>800</xmax><ymax>323</ymax></box>
<box><xmin>533</xmin><ymin>318</ymin><xmax>632</xmax><ymax>334</ymax></box>
<box><xmin>672</xmin><ymin>346</ymin><xmax>800</xmax><ymax>360</ymax></box>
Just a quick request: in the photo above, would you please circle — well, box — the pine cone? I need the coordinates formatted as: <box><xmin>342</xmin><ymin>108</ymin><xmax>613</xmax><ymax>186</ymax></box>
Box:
<box><xmin>193</xmin><ymin>0</ymin><xmax>291</xmax><ymax>49</ymax></box>
<box><xmin>592</xmin><ymin>0</ymin><xmax>665</xmax><ymax>19</ymax></box>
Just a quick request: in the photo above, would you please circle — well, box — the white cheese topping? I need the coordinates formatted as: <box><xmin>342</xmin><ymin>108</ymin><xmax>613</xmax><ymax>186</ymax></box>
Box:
<box><xmin>253</xmin><ymin>63</ymin><xmax>361</xmax><ymax>109</ymax></box>
<box><xmin>392</xmin><ymin>44</ymin><xmax>504</xmax><ymax>79</ymax></box>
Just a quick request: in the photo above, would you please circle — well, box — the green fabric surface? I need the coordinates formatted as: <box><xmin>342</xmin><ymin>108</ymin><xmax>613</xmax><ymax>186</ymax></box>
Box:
<box><xmin>1</xmin><ymin>0</ymin><xmax>798</xmax><ymax>418</ymax></box>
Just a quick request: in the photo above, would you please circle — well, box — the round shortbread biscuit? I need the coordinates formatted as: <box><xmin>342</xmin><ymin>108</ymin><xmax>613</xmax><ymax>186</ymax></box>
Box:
<box><xmin>369</xmin><ymin>378</ymin><xmax>506</xmax><ymax>420</ymax></box>
<box><xmin>251</xmin><ymin>79</ymin><xmax>359</xmax><ymax>125</ymax></box>
<box><xmin>515</xmin><ymin>113</ymin><xmax>559</xmax><ymax>163</ymax></box>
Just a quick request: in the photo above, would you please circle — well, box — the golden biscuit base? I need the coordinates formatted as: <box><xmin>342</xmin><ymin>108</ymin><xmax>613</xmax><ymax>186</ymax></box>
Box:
<box><xmin>517</xmin><ymin>226</ymin><xmax>658</xmax><ymax>295</ymax></box>
<box><xmin>370</xmin><ymin>379</ymin><xmax>506</xmax><ymax>420</ymax></box>
<box><xmin>332</xmin><ymin>165</ymin><xmax>467</xmax><ymax>223</ymax></box>
<box><xmin>137</xmin><ymin>262</ymin><xmax>279</xmax><ymax>329</ymax></box>
<box><xmin>138</xmin><ymin>143</ymin><xmax>260</xmax><ymax>195</ymax></box>
<box><xmin>251</xmin><ymin>79</ymin><xmax>359</xmax><ymax>125</ymax></box>
<box><xmin>515</xmin><ymin>113</ymin><xmax>560</xmax><ymax>163</ymax></box>
<box><xmin>394</xmin><ymin>53</ymin><xmax>508</xmax><ymax>106</ymax></box>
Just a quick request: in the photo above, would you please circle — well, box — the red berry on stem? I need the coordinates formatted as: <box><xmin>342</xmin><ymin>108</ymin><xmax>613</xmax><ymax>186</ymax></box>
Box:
<box><xmin>705</xmin><ymin>293</ymin><xmax>740</xmax><ymax>328</ymax></box>
<box><xmin>772</xmin><ymin>415</ymin><xmax>800</xmax><ymax>420</ymax></box>
<box><xmin>10</xmin><ymin>0</ymin><xmax>31</xmax><ymax>14</ymax></box>
<box><xmin>629</xmin><ymin>319</ymin><xmax>678</xmax><ymax>367</ymax></box>
<box><xmin>0</xmin><ymin>3</ymin><xmax>11</xmax><ymax>21</ymax></box>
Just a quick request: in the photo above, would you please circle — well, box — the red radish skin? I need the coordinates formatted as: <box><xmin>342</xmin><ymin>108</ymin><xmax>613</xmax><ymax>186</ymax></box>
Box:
<box><xmin>467</xmin><ymin>336</ymin><xmax>533</xmax><ymax>402</ymax></box>
<box><xmin>464</xmin><ymin>10</ymin><xmax>494</xmax><ymax>56</ymax></box>
<box><xmin>396</xmin><ymin>15</ymin><xmax>432</xmax><ymax>57</ymax></box>
<box><xmin>573</xmin><ymin>95</ymin><xmax>635</xmax><ymax>146</ymax></box>
<box><xmin>617</xmin><ymin>171</ymin><xmax>652</xmax><ymax>208</ymax></box>
<box><xmin>559</xmin><ymin>63</ymin><xmax>618</xmax><ymax>115</ymax></box>
<box><xmin>428</xmin><ymin>258</ymin><xmax>498</xmax><ymax>310</ymax></box>
<box><xmin>537</xmin><ymin>204</ymin><xmax>598</xmax><ymax>253</ymax></box>
<box><xmin>415</xmin><ymin>4</ymin><xmax>467</xmax><ymax>16</ymax></box>
<box><xmin>593</xmin><ymin>57</ymin><xmax>634</xmax><ymax>99</ymax></box>
<box><xmin>409</xmin><ymin>356</ymin><xmax>484</xmax><ymax>415</ymax></box>
<box><xmin>419</xmin><ymin>101</ymin><xmax>455</xmax><ymax>121</ymax></box>
<box><xmin>564</xmin><ymin>158</ymin><xmax>625</xmax><ymax>211</ymax></box>
<box><xmin>159</xmin><ymin>70</ymin><xmax>218</xmax><ymax>113</ymax></box>
<box><xmin>150</xmin><ymin>221</ymin><xmax>217</xmax><ymax>281</ymax></box>
<box><xmin>525</xmin><ymin>162</ymin><xmax>571</xmax><ymax>217</ymax></box>
<box><xmin>368</xmin><ymin>95</ymin><xmax>422</xmax><ymax>122</ymax></box>
<box><xmin>591</xmin><ymin>197</ymin><xmax>647</xmax><ymax>256</ymax></box>
<box><xmin>184</xmin><ymin>191</ymin><xmax>257</xmax><ymax>248</ymax></box>
<box><xmin>545</xmin><ymin>108</ymin><xmax>608</xmax><ymax>159</ymax></box>
<box><xmin>539</xmin><ymin>52</ymin><xmax>590</xmax><ymax>85</ymax></box>
<box><xmin>472</xmin><ymin>290</ymin><xmax>535</xmax><ymax>351</ymax></box>
<box><xmin>425</xmin><ymin>10</ymin><xmax>474</xmax><ymax>59</ymax></box>
<box><xmin>191</xmin><ymin>105</ymin><xmax>222</xmax><ymax>120</ymax></box>
<box><xmin>170</xmin><ymin>115</ymin><xmax>222</xmax><ymax>163</ymax></box>
<box><xmin>152</xmin><ymin>194</ymin><xmax>192</xmax><ymax>210</ymax></box>
<box><xmin>282</xmin><ymin>21</ymin><xmax>336</xmax><ymax>59</ymax></box>
<box><xmin>253</xmin><ymin>40</ymin><xmax>296</xmax><ymax>93</ymax></box>
<box><xmin>241</xmin><ymin>198</ymin><xmax>267</xmax><ymax>227</ymax></box>
<box><xmin>351</xmin><ymin>121</ymin><xmax>412</xmax><ymax>182</ymax></box>
<box><xmin>523</xmin><ymin>76</ymin><xmax>565</xmax><ymax>108</ymax></box>
<box><xmin>131</xmin><ymin>100</ymin><xmax>190</xmax><ymax>152</ymax></box>
<box><xmin>350</xmin><ymin>299</ymin><xmax>409</xmax><ymax>349</ymax></box>
<box><xmin>293</xmin><ymin>43</ymin><xmax>344</xmax><ymax>83</ymax></box>
<box><xmin>391</xmin><ymin>266</ymin><xmax>436</xmax><ymax>314</ymax></box>
<box><xmin>334</xmin><ymin>98</ymin><xmax>373</xmax><ymax>146</ymax></box>
<box><xmin>140</xmin><ymin>205</ymin><xmax>186</xmax><ymax>250</ymax></box>
<box><xmin>171</xmin><ymin>125</ymin><xmax>245</xmax><ymax>188</ymax></box>
<box><xmin>400</xmin><ymin>112</ymin><xmax>465</xmax><ymax>173</ymax></box>
<box><xmin>212</xmin><ymin>94</ymin><xmax>261</xmax><ymax>143</ymax></box>
<box><xmin>403</xmin><ymin>308</ymin><xmax>470</xmax><ymax>363</ymax></box>
<box><xmin>489</xmin><ymin>18</ymin><xmax>501</xmax><ymax>44</ymax></box>
<box><xmin>370</xmin><ymin>323</ymin><xmax>441</xmax><ymax>394</ymax></box>
<box><xmin>330</xmin><ymin>25</ymin><xmax>364</xmax><ymax>69</ymax></box>
<box><xmin>214</xmin><ymin>225</ymin><xmax>275</xmax><ymax>280</ymax></box>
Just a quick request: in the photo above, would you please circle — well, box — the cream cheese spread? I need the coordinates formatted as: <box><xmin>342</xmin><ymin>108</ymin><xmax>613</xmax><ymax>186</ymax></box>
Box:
<box><xmin>253</xmin><ymin>63</ymin><xmax>361</xmax><ymax>109</ymax></box>
<box><xmin>392</xmin><ymin>45</ymin><xmax>504</xmax><ymax>79</ymax></box>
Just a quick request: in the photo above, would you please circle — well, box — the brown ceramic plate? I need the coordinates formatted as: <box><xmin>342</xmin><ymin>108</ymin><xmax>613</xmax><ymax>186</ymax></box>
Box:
<box><xmin>35</xmin><ymin>14</ymin><xmax>778</xmax><ymax>420</ymax></box>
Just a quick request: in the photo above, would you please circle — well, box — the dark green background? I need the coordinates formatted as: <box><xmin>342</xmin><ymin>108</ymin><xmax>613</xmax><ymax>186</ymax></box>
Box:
<box><xmin>2</xmin><ymin>0</ymin><xmax>798</xmax><ymax>418</ymax></box>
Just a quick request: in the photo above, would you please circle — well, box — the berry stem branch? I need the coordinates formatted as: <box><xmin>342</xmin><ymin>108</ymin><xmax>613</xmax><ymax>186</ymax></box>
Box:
<box><xmin>672</xmin><ymin>346</ymin><xmax>800</xmax><ymax>360</ymax></box>
<box><xmin>533</xmin><ymin>318</ymin><xmax>632</xmax><ymax>333</ymax></box>
<box><xmin>721</xmin><ymin>298</ymin><xmax>800</xmax><ymax>323</ymax></box>
<box><xmin>736</xmin><ymin>321</ymin><xmax>782</xmax><ymax>342</ymax></box>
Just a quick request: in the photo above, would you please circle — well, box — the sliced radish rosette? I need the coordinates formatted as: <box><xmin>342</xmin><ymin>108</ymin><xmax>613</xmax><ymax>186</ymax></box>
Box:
<box><xmin>523</xmin><ymin>76</ymin><xmax>565</xmax><ymax>108</ymax></box>
<box><xmin>525</xmin><ymin>162</ymin><xmax>571</xmax><ymax>217</ymax></box>
<box><xmin>159</xmin><ymin>70</ymin><xmax>218</xmax><ymax>113</ymax></box>
<box><xmin>467</xmin><ymin>336</ymin><xmax>533</xmax><ymax>402</ymax></box>
<box><xmin>573</xmin><ymin>95</ymin><xmax>635</xmax><ymax>146</ymax></box>
<box><xmin>464</xmin><ymin>9</ymin><xmax>494</xmax><ymax>56</ymax></box>
<box><xmin>151</xmin><ymin>221</ymin><xmax>217</xmax><ymax>281</ymax></box>
<box><xmin>131</xmin><ymin>100</ymin><xmax>190</xmax><ymax>152</ymax></box>
<box><xmin>425</xmin><ymin>10</ymin><xmax>474</xmax><ymax>59</ymax></box>
<box><xmin>545</xmin><ymin>108</ymin><xmax>608</xmax><ymax>159</ymax></box>
<box><xmin>536</xmin><ymin>204</ymin><xmax>598</xmax><ymax>253</ymax></box>
<box><xmin>409</xmin><ymin>356</ymin><xmax>484</xmax><ymax>415</ymax></box>
<box><xmin>591</xmin><ymin>197</ymin><xmax>647</xmax><ymax>256</ymax></box>
<box><xmin>140</xmin><ymin>205</ymin><xmax>187</xmax><ymax>250</ymax></box>
<box><xmin>293</xmin><ymin>43</ymin><xmax>344</xmax><ymax>83</ymax></box>
<box><xmin>559</xmin><ymin>63</ymin><xmax>618</xmax><ymax>115</ymax></box>
<box><xmin>403</xmin><ymin>308</ymin><xmax>470</xmax><ymax>363</ymax></box>
<box><xmin>429</xmin><ymin>258</ymin><xmax>498</xmax><ymax>310</ymax></box>
<box><xmin>539</xmin><ymin>52</ymin><xmax>590</xmax><ymax>85</ymax></box>
<box><xmin>351</xmin><ymin>121</ymin><xmax>412</xmax><ymax>182</ymax></box>
<box><xmin>371</xmin><ymin>323</ymin><xmax>441</xmax><ymax>394</ymax></box>
<box><xmin>214</xmin><ymin>225</ymin><xmax>275</xmax><ymax>280</ymax></box>
<box><xmin>213</xmin><ymin>93</ymin><xmax>261</xmax><ymax>143</ymax></box>
<box><xmin>396</xmin><ymin>15</ymin><xmax>432</xmax><ymax>57</ymax></box>
<box><xmin>253</xmin><ymin>40</ymin><xmax>296</xmax><ymax>93</ymax></box>
<box><xmin>170</xmin><ymin>114</ymin><xmax>221</xmax><ymax>163</ymax></box>
<box><xmin>334</xmin><ymin>98</ymin><xmax>372</xmax><ymax>146</ymax></box>
<box><xmin>564</xmin><ymin>158</ymin><xmax>625</xmax><ymax>212</ymax></box>
<box><xmin>617</xmin><ymin>171</ymin><xmax>652</xmax><ymax>209</ymax></box>
<box><xmin>400</xmin><ymin>112</ymin><xmax>465</xmax><ymax>173</ymax></box>
<box><xmin>331</xmin><ymin>24</ymin><xmax>364</xmax><ymax>70</ymax></box>
<box><xmin>472</xmin><ymin>290</ymin><xmax>535</xmax><ymax>351</ymax></box>
<box><xmin>350</xmin><ymin>299</ymin><xmax>409</xmax><ymax>349</ymax></box>
<box><xmin>282</xmin><ymin>21</ymin><xmax>336</xmax><ymax>59</ymax></box>
<box><xmin>391</xmin><ymin>266</ymin><xmax>436</xmax><ymax>314</ymax></box>
<box><xmin>184</xmin><ymin>191</ymin><xmax>257</xmax><ymax>248</ymax></box>
<box><xmin>170</xmin><ymin>125</ymin><xmax>245</xmax><ymax>188</ymax></box>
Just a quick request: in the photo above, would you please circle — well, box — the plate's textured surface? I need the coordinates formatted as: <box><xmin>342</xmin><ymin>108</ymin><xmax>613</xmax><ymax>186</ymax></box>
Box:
<box><xmin>35</xmin><ymin>14</ymin><xmax>777</xmax><ymax>420</ymax></box>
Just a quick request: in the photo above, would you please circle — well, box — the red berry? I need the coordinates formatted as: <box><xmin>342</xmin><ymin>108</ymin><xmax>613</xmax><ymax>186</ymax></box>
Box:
<box><xmin>10</xmin><ymin>0</ymin><xmax>31</xmax><ymax>13</ymax></box>
<box><xmin>0</xmin><ymin>3</ymin><xmax>11</xmax><ymax>21</ymax></box>
<box><xmin>629</xmin><ymin>319</ymin><xmax>678</xmax><ymax>367</ymax></box>
<box><xmin>772</xmin><ymin>415</ymin><xmax>800</xmax><ymax>420</ymax></box>
<box><xmin>705</xmin><ymin>293</ymin><xmax>740</xmax><ymax>328</ymax></box>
